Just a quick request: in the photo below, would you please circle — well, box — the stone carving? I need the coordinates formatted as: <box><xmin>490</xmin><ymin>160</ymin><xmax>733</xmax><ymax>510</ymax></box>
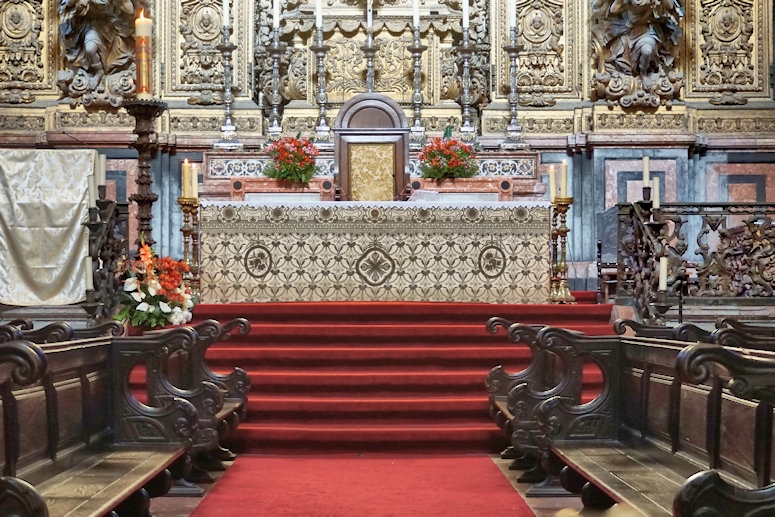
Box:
<box><xmin>0</xmin><ymin>2</ymin><xmax>45</xmax><ymax>104</ymax></box>
<box><xmin>513</xmin><ymin>0</ymin><xmax>565</xmax><ymax>107</ymax></box>
<box><xmin>57</xmin><ymin>0</ymin><xmax>142</xmax><ymax>109</ymax></box>
<box><xmin>180</xmin><ymin>0</ymin><xmax>228</xmax><ymax>105</ymax></box>
<box><xmin>591</xmin><ymin>0</ymin><xmax>684</xmax><ymax>109</ymax></box>
<box><xmin>699</xmin><ymin>0</ymin><xmax>754</xmax><ymax>105</ymax></box>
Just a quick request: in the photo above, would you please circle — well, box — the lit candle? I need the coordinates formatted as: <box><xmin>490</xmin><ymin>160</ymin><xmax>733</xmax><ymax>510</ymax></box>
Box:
<box><xmin>413</xmin><ymin>0</ymin><xmax>420</xmax><ymax>28</ymax></box>
<box><xmin>134</xmin><ymin>10</ymin><xmax>153</xmax><ymax>100</ymax></box>
<box><xmin>548</xmin><ymin>165</ymin><xmax>556</xmax><ymax>203</ymax></box>
<box><xmin>642</xmin><ymin>156</ymin><xmax>650</xmax><ymax>185</ymax></box>
<box><xmin>658</xmin><ymin>256</ymin><xmax>668</xmax><ymax>291</ymax></box>
<box><xmin>222</xmin><ymin>0</ymin><xmax>229</xmax><ymax>26</ymax></box>
<box><xmin>560</xmin><ymin>161</ymin><xmax>568</xmax><ymax>197</ymax></box>
<box><xmin>366</xmin><ymin>0</ymin><xmax>373</xmax><ymax>29</ymax></box>
<box><xmin>316</xmin><ymin>0</ymin><xmax>323</xmax><ymax>28</ymax></box>
<box><xmin>509</xmin><ymin>0</ymin><xmax>516</xmax><ymax>29</ymax></box>
<box><xmin>273</xmin><ymin>0</ymin><xmax>280</xmax><ymax>29</ymax></box>
<box><xmin>181</xmin><ymin>159</ymin><xmax>191</xmax><ymax>198</ymax></box>
<box><xmin>652</xmin><ymin>177</ymin><xmax>660</xmax><ymax>209</ymax></box>
<box><xmin>84</xmin><ymin>256</ymin><xmax>94</xmax><ymax>291</ymax></box>
<box><xmin>462</xmin><ymin>0</ymin><xmax>469</xmax><ymax>29</ymax></box>
<box><xmin>190</xmin><ymin>165</ymin><xmax>199</xmax><ymax>199</ymax></box>
<box><xmin>87</xmin><ymin>174</ymin><xmax>96</xmax><ymax>206</ymax></box>
<box><xmin>97</xmin><ymin>154</ymin><xmax>106</xmax><ymax>186</ymax></box>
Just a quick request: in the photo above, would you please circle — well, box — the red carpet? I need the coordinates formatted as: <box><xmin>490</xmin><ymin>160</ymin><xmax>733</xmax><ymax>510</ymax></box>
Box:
<box><xmin>190</xmin><ymin>454</ymin><xmax>535</xmax><ymax>516</ymax></box>
<box><xmin>194</xmin><ymin>298</ymin><xmax>613</xmax><ymax>454</ymax></box>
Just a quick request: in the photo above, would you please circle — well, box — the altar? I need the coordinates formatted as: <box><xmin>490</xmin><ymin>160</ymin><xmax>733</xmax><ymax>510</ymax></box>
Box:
<box><xmin>199</xmin><ymin>201</ymin><xmax>551</xmax><ymax>304</ymax></box>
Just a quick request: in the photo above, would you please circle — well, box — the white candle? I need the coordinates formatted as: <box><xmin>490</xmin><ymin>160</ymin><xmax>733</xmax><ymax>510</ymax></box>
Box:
<box><xmin>222</xmin><ymin>0</ymin><xmax>229</xmax><ymax>26</ymax></box>
<box><xmin>84</xmin><ymin>256</ymin><xmax>94</xmax><ymax>291</ymax></box>
<box><xmin>560</xmin><ymin>161</ymin><xmax>568</xmax><ymax>197</ymax></box>
<box><xmin>658</xmin><ymin>256</ymin><xmax>668</xmax><ymax>291</ymax></box>
<box><xmin>652</xmin><ymin>177</ymin><xmax>660</xmax><ymax>209</ymax></box>
<box><xmin>366</xmin><ymin>0</ymin><xmax>373</xmax><ymax>29</ymax></box>
<box><xmin>316</xmin><ymin>0</ymin><xmax>323</xmax><ymax>27</ymax></box>
<box><xmin>413</xmin><ymin>0</ymin><xmax>420</xmax><ymax>28</ymax></box>
<box><xmin>134</xmin><ymin>10</ymin><xmax>153</xmax><ymax>99</ymax></box>
<box><xmin>548</xmin><ymin>165</ymin><xmax>556</xmax><ymax>202</ymax></box>
<box><xmin>87</xmin><ymin>174</ymin><xmax>96</xmax><ymax>206</ymax></box>
<box><xmin>509</xmin><ymin>0</ymin><xmax>517</xmax><ymax>28</ymax></box>
<box><xmin>642</xmin><ymin>156</ymin><xmax>650</xmax><ymax>185</ymax></box>
<box><xmin>97</xmin><ymin>154</ymin><xmax>106</xmax><ymax>186</ymax></box>
<box><xmin>273</xmin><ymin>0</ymin><xmax>280</xmax><ymax>29</ymax></box>
<box><xmin>181</xmin><ymin>159</ymin><xmax>191</xmax><ymax>198</ymax></box>
<box><xmin>190</xmin><ymin>165</ymin><xmax>199</xmax><ymax>199</ymax></box>
<box><xmin>462</xmin><ymin>0</ymin><xmax>469</xmax><ymax>28</ymax></box>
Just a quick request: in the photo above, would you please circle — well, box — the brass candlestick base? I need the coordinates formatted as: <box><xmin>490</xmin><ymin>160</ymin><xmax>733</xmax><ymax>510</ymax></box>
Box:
<box><xmin>178</xmin><ymin>197</ymin><xmax>201</xmax><ymax>297</ymax></box>
<box><xmin>550</xmin><ymin>196</ymin><xmax>576</xmax><ymax>304</ymax></box>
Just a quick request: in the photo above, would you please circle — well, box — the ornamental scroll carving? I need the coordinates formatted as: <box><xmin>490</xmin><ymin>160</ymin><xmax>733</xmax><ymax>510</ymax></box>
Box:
<box><xmin>591</xmin><ymin>0</ymin><xmax>684</xmax><ymax>109</ymax></box>
<box><xmin>0</xmin><ymin>1</ymin><xmax>45</xmax><ymax>104</ymax></box>
<box><xmin>57</xmin><ymin>0</ymin><xmax>144</xmax><ymax>110</ymax></box>
<box><xmin>698</xmin><ymin>0</ymin><xmax>755</xmax><ymax>105</ymax></box>
<box><xmin>179</xmin><ymin>0</ymin><xmax>228</xmax><ymax>105</ymax></box>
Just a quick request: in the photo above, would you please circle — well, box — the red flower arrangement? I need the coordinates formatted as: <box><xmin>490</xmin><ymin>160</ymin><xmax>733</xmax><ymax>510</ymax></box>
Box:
<box><xmin>114</xmin><ymin>244</ymin><xmax>196</xmax><ymax>328</ymax></box>
<box><xmin>264</xmin><ymin>135</ymin><xmax>320</xmax><ymax>184</ymax></box>
<box><xmin>417</xmin><ymin>137</ymin><xmax>478</xmax><ymax>180</ymax></box>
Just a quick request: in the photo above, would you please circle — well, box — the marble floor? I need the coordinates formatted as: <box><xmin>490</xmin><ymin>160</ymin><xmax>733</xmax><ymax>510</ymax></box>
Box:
<box><xmin>150</xmin><ymin>456</ymin><xmax>645</xmax><ymax>517</ymax></box>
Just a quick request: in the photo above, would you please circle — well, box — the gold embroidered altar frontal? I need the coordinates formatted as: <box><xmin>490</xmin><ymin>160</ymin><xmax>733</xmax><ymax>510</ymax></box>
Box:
<box><xmin>199</xmin><ymin>202</ymin><xmax>550</xmax><ymax>304</ymax></box>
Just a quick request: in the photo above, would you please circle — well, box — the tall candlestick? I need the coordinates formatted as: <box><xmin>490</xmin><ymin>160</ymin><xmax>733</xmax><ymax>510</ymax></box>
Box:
<box><xmin>222</xmin><ymin>0</ymin><xmax>229</xmax><ymax>26</ymax></box>
<box><xmin>462</xmin><ymin>0</ymin><xmax>469</xmax><ymax>28</ymax></box>
<box><xmin>509</xmin><ymin>0</ymin><xmax>516</xmax><ymax>28</ymax></box>
<box><xmin>560</xmin><ymin>161</ymin><xmax>568</xmax><ymax>197</ymax></box>
<box><xmin>658</xmin><ymin>256</ymin><xmax>668</xmax><ymax>291</ymax></box>
<box><xmin>97</xmin><ymin>154</ymin><xmax>106</xmax><ymax>186</ymax></box>
<box><xmin>182</xmin><ymin>159</ymin><xmax>191</xmax><ymax>198</ymax></box>
<box><xmin>652</xmin><ymin>177</ymin><xmax>660</xmax><ymax>209</ymax></box>
<box><xmin>134</xmin><ymin>10</ymin><xmax>153</xmax><ymax>99</ymax></box>
<box><xmin>642</xmin><ymin>156</ymin><xmax>650</xmax><ymax>185</ymax></box>
<box><xmin>548</xmin><ymin>165</ymin><xmax>556</xmax><ymax>202</ymax></box>
<box><xmin>316</xmin><ymin>0</ymin><xmax>323</xmax><ymax>27</ymax></box>
<box><xmin>273</xmin><ymin>0</ymin><xmax>280</xmax><ymax>29</ymax></box>
<box><xmin>413</xmin><ymin>0</ymin><xmax>420</xmax><ymax>27</ymax></box>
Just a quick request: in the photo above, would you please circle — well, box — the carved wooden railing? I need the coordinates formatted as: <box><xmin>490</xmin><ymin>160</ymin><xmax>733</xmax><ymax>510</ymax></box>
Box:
<box><xmin>82</xmin><ymin>200</ymin><xmax>129</xmax><ymax>324</ymax></box>
<box><xmin>616</xmin><ymin>202</ymin><xmax>775</xmax><ymax>323</ymax></box>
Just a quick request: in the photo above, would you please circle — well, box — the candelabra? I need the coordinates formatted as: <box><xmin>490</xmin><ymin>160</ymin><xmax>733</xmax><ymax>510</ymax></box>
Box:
<box><xmin>267</xmin><ymin>28</ymin><xmax>285</xmax><ymax>139</ymax></box>
<box><xmin>124</xmin><ymin>98</ymin><xmax>167</xmax><ymax>248</ymax></box>
<box><xmin>456</xmin><ymin>28</ymin><xmax>476</xmax><ymax>142</ymax></box>
<box><xmin>361</xmin><ymin>30</ymin><xmax>378</xmax><ymax>93</ymax></box>
<box><xmin>501</xmin><ymin>27</ymin><xmax>527</xmax><ymax>150</ymax></box>
<box><xmin>550</xmin><ymin>196</ymin><xmax>576</xmax><ymax>303</ymax></box>
<box><xmin>214</xmin><ymin>25</ymin><xmax>243</xmax><ymax>150</ymax></box>
<box><xmin>177</xmin><ymin>197</ymin><xmax>201</xmax><ymax>297</ymax></box>
<box><xmin>408</xmin><ymin>26</ymin><xmax>427</xmax><ymax>145</ymax></box>
<box><xmin>310</xmin><ymin>26</ymin><xmax>331</xmax><ymax>143</ymax></box>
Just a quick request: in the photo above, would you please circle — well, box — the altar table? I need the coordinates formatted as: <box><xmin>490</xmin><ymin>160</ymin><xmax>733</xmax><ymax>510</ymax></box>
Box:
<box><xmin>199</xmin><ymin>201</ymin><xmax>550</xmax><ymax>304</ymax></box>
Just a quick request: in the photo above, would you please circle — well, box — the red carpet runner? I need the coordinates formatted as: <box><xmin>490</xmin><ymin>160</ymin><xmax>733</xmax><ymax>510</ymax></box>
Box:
<box><xmin>195</xmin><ymin>298</ymin><xmax>613</xmax><ymax>454</ymax></box>
<box><xmin>190</xmin><ymin>454</ymin><xmax>536</xmax><ymax>516</ymax></box>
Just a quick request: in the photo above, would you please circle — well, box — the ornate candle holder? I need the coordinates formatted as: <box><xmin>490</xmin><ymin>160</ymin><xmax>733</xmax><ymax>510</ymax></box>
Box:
<box><xmin>123</xmin><ymin>98</ymin><xmax>167</xmax><ymax>248</ymax></box>
<box><xmin>361</xmin><ymin>30</ymin><xmax>378</xmax><ymax>93</ymax></box>
<box><xmin>456</xmin><ymin>28</ymin><xmax>476</xmax><ymax>142</ymax></box>
<box><xmin>267</xmin><ymin>28</ymin><xmax>285</xmax><ymax>139</ymax></box>
<box><xmin>408</xmin><ymin>26</ymin><xmax>427</xmax><ymax>146</ymax></box>
<box><xmin>310</xmin><ymin>26</ymin><xmax>331</xmax><ymax>143</ymax></box>
<box><xmin>550</xmin><ymin>197</ymin><xmax>576</xmax><ymax>304</ymax></box>
<box><xmin>501</xmin><ymin>27</ymin><xmax>528</xmax><ymax>150</ymax></box>
<box><xmin>177</xmin><ymin>197</ymin><xmax>201</xmax><ymax>297</ymax></box>
<box><xmin>214</xmin><ymin>25</ymin><xmax>243</xmax><ymax>150</ymax></box>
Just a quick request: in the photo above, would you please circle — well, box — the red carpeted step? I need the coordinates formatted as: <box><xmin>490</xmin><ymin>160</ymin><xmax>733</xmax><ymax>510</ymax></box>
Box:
<box><xmin>191</xmin><ymin>300</ymin><xmax>614</xmax><ymax>454</ymax></box>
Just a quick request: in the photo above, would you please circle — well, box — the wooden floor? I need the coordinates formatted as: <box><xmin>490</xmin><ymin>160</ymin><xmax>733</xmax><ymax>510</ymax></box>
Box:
<box><xmin>149</xmin><ymin>457</ymin><xmax>645</xmax><ymax>517</ymax></box>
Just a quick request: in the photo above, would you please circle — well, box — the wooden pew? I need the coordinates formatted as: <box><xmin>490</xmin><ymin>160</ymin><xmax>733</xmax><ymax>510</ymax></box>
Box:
<box><xmin>613</xmin><ymin>318</ymin><xmax>714</xmax><ymax>342</ymax></box>
<box><xmin>0</xmin><ymin>334</ymin><xmax>198</xmax><ymax>516</ymax></box>
<box><xmin>525</xmin><ymin>332</ymin><xmax>775</xmax><ymax>516</ymax></box>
